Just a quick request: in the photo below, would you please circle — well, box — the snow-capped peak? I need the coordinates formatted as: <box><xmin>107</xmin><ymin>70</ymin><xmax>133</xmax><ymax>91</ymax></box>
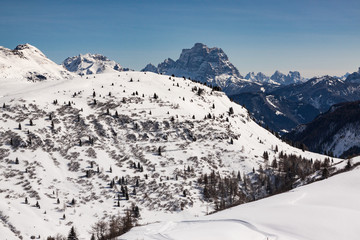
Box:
<box><xmin>244</xmin><ymin>70</ymin><xmax>304</xmax><ymax>85</ymax></box>
<box><xmin>63</xmin><ymin>53</ymin><xmax>130</xmax><ymax>75</ymax></box>
<box><xmin>0</xmin><ymin>43</ymin><xmax>73</xmax><ymax>81</ymax></box>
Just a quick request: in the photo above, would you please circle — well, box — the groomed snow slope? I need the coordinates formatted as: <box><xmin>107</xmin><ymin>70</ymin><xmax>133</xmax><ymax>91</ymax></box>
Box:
<box><xmin>122</xmin><ymin>163</ymin><xmax>360</xmax><ymax>240</ymax></box>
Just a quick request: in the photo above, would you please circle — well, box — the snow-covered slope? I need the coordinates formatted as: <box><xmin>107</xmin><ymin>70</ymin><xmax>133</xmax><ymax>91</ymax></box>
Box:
<box><xmin>122</xmin><ymin>162</ymin><xmax>360</xmax><ymax>240</ymax></box>
<box><xmin>0</xmin><ymin>70</ymin><xmax>341</xmax><ymax>239</ymax></box>
<box><xmin>0</xmin><ymin>44</ymin><xmax>73</xmax><ymax>81</ymax></box>
<box><xmin>63</xmin><ymin>53</ymin><xmax>130</xmax><ymax>75</ymax></box>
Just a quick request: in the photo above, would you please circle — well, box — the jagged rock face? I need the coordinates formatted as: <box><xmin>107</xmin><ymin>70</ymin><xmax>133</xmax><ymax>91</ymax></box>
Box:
<box><xmin>142</xmin><ymin>63</ymin><xmax>158</xmax><ymax>73</ymax></box>
<box><xmin>63</xmin><ymin>53</ymin><xmax>129</xmax><ymax>75</ymax></box>
<box><xmin>270</xmin><ymin>71</ymin><xmax>287</xmax><ymax>84</ymax></box>
<box><xmin>345</xmin><ymin>67</ymin><xmax>360</xmax><ymax>83</ymax></box>
<box><xmin>0</xmin><ymin>44</ymin><xmax>73</xmax><ymax>81</ymax></box>
<box><xmin>142</xmin><ymin>43</ymin><xmax>242</xmax><ymax>88</ymax></box>
<box><xmin>245</xmin><ymin>72</ymin><xmax>270</xmax><ymax>82</ymax></box>
<box><xmin>245</xmin><ymin>70</ymin><xmax>303</xmax><ymax>85</ymax></box>
<box><xmin>172</xmin><ymin>43</ymin><xmax>242</xmax><ymax>79</ymax></box>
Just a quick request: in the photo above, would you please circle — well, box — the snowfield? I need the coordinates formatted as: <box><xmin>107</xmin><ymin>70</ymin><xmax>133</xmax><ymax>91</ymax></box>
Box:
<box><xmin>122</xmin><ymin>163</ymin><xmax>360</xmax><ymax>240</ymax></box>
<box><xmin>0</xmin><ymin>65</ymin><xmax>352</xmax><ymax>239</ymax></box>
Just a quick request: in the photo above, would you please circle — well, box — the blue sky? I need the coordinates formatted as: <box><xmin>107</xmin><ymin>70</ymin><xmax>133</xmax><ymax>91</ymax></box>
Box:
<box><xmin>1</xmin><ymin>0</ymin><xmax>359</xmax><ymax>77</ymax></box>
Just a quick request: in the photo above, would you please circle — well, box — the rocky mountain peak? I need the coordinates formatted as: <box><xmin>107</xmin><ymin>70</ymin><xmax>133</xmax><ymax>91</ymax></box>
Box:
<box><xmin>345</xmin><ymin>67</ymin><xmax>360</xmax><ymax>83</ymax></box>
<box><xmin>63</xmin><ymin>53</ymin><xmax>129</xmax><ymax>75</ymax></box>
<box><xmin>142</xmin><ymin>43</ymin><xmax>242</xmax><ymax>88</ymax></box>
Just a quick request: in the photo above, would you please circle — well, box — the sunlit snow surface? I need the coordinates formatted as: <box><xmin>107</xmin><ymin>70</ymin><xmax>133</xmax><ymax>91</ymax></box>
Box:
<box><xmin>122</xmin><ymin>163</ymin><xmax>360</xmax><ymax>240</ymax></box>
<box><xmin>0</xmin><ymin>71</ymin><xmax>352</xmax><ymax>239</ymax></box>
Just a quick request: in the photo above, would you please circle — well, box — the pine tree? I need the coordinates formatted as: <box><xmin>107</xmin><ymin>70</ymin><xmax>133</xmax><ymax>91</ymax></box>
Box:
<box><xmin>15</xmin><ymin>157</ymin><xmax>19</xmax><ymax>164</ymax></box>
<box><xmin>18</xmin><ymin>123</ymin><xmax>22</xmax><ymax>130</ymax></box>
<box><xmin>30</xmin><ymin>119</ymin><xmax>33</xmax><ymax>126</ymax></box>
<box><xmin>25</xmin><ymin>197</ymin><xmax>28</xmax><ymax>204</ymax></box>
<box><xmin>67</xmin><ymin>226</ymin><xmax>78</xmax><ymax>240</ymax></box>
<box><xmin>229</xmin><ymin>107</ymin><xmax>234</xmax><ymax>115</ymax></box>
<box><xmin>158</xmin><ymin>146</ymin><xmax>161</xmax><ymax>156</ymax></box>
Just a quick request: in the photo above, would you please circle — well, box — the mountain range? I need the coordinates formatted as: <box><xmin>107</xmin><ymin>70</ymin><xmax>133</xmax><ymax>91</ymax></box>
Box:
<box><xmin>231</xmin><ymin>71</ymin><xmax>360</xmax><ymax>133</ymax></box>
<box><xmin>141</xmin><ymin>43</ymin><xmax>304</xmax><ymax>94</ymax></box>
<box><xmin>0</xmin><ymin>43</ymin><xmax>348</xmax><ymax>239</ymax></box>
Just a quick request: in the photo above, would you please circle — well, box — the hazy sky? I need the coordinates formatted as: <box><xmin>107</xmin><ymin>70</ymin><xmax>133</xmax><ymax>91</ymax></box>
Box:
<box><xmin>1</xmin><ymin>0</ymin><xmax>359</xmax><ymax>77</ymax></box>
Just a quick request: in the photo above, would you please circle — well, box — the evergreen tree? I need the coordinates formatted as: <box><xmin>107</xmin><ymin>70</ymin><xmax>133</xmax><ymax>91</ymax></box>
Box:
<box><xmin>18</xmin><ymin>123</ymin><xmax>22</xmax><ymax>130</ymax></box>
<box><xmin>229</xmin><ymin>107</ymin><xmax>234</xmax><ymax>115</ymax></box>
<box><xmin>67</xmin><ymin>226</ymin><xmax>78</xmax><ymax>240</ymax></box>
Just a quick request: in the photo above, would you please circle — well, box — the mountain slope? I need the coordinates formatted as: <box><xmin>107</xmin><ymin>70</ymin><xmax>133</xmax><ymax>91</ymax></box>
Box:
<box><xmin>63</xmin><ymin>53</ymin><xmax>130</xmax><ymax>75</ymax></box>
<box><xmin>272</xmin><ymin>75</ymin><xmax>360</xmax><ymax>112</ymax></box>
<box><xmin>285</xmin><ymin>100</ymin><xmax>360</xmax><ymax>158</ymax></box>
<box><xmin>122</xmin><ymin>162</ymin><xmax>360</xmax><ymax>240</ymax></box>
<box><xmin>0</xmin><ymin>70</ymin><xmax>338</xmax><ymax>239</ymax></box>
<box><xmin>234</xmin><ymin>70</ymin><xmax>360</xmax><ymax>133</ymax></box>
<box><xmin>0</xmin><ymin>44</ymin><xmax>73</xmax><ymax>81</ymax></box>
<box><xmin>230</xmin><ymin>92</ymin><xmax>320</xmax><ymax>132</ymax></box>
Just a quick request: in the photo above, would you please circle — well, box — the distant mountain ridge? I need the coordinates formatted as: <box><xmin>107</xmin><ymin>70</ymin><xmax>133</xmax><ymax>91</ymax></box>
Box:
<box><xmin>245</xmin><ymin>70</ymin><xmax>305</xmax><ymax>85</ymax></box>
<box><xmin>63</xmin><ymin>53</ymin><xmax>130</xmax><ymax>75</ymax></box>
<box><xmin>285</xmin><ymin>100</ymin><xmax>360</xmax><ymax>158</ymax></box>
<box><xmin>231</xmin><ymin>69</ymin><xmax>360</xmax><ymax>133</ymax></box>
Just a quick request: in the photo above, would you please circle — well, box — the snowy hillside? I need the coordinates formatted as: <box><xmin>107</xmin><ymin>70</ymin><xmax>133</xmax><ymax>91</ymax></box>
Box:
<box><xmin>122</xmin><ymin>162</ymin><xmax>360</xmax><ymax>240</ymax></box>
<box><xmin>63</xmin><ymin>53</ymin><xmax>130</xmax><ymax>75</ymax></box>
<box><xmin>0</xmin><ymin>70</ymin><xmax>346</xmax><ymax>239</ymax></box>
<box><xmin>0</xmin><ymin>44</ymin><xmax>73</xmax><ymax>81</ymax></box>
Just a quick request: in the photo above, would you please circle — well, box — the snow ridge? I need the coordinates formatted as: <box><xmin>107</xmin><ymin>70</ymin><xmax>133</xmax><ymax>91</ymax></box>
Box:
<box><xmin>0</xmin><ymin>44</ymin><xmax>73</xmax><ymax>81</ymax></box>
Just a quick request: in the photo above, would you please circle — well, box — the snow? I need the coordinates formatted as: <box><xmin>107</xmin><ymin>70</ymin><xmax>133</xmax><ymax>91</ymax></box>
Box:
<box><xmin>0</xmin><ymin>44</ymin><xmax>73</xmax><ymax>80</ymax></box>
<box><xmin>62</xmin><ymin>53</ymin><xmax>129</xmax><ymax>75</ymax></box>
<box><xmin>122</xmin><ymin>163</ymin><xmax>360</xmax><ymax>240</ymax></box>
<box><xmin>265</xmin><ymin>95</ymin><xmax>278</xmax><ymax>109</ymax></box>
<box><xmin>0</xmin><ymin>46</ymin><xmax>349</xmax><ymax>239</ymax></box>
<box><xmin>324</xmin><ymin>123</ymin><xmax>360</xmax><ymax>157</ymax></box>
